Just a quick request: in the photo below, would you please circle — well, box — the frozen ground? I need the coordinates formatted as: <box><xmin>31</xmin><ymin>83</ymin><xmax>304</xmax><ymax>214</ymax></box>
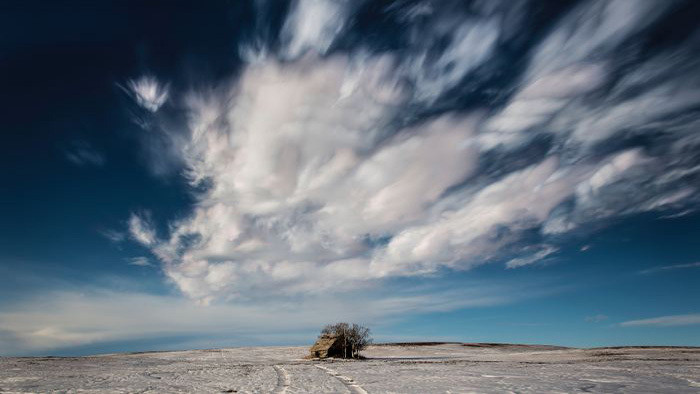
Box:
<box><xmin>1</xmin><ymin>343</ymin><xmax>699</xmax><ymax>393</ymax></box>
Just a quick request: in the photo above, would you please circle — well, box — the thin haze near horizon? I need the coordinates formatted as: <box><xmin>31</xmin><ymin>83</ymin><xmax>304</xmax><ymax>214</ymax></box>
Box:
<box><xmin>1</xmin><ymin>0</ymin><xmax>700</xmax><ymax>356</ymax></box>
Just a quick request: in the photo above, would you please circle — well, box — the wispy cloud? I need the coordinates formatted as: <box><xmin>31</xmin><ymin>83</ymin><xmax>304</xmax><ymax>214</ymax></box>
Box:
<box><xmin>127</xmin><ymin>257</ymin><xmax>153</xmax><ymax>267</ymax></box>
<box><xmin>128</xmin><ymin>212</ymin><xmax>157</xmax><ymax>246</ymax></box>
<box><xmin>64</xmin><ymin>141</ymin><xmax>105</xmax><ymax>167</ymax></box>
<box><xmin>638</xmin><ymin>262</ymin><xmax>700</xmax><ymax>275</ymax></box>
<box><xmin>125</xmin><ymin>0</ymin><xmax>700</xmax><ymax>304</ymax></box>
<box><xmin>124</xmin><ymin>76</ymin><xmax>169</xmax><ymax>112</ymax></box>
<box><xmin>99</xmin><ymin>229</ymin><xmax>126</xmax><ymax>243</ymax></box>
<box><xmin>506</xmin><ymin>246</ymin><xmax>557</xmax><ymax>268</ymax></box>
<box><xmin>659</xmin><ymin>209</ymin><xmax>695</xmax><ymax>219</ymax></box>
<box><xmin>0</xmin><ymin>278</ymin><xmax>542</xmax><ymax>355</ymax></box>
<box><xmin>279</xmin><ymin>0</ymin><xmax>352</xmax><ymax>59</ymax></box>
<box><xmin>620</xmin><ymin>313</ymin><xmax>700</xmax><ymax>327</ymax></box>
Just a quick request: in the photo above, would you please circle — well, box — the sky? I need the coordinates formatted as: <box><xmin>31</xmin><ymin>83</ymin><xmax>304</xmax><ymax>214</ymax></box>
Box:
<box><xmin>1</xmin><ymin>0</ymin><xmax>700</xmax><ymax>356</ymax></box>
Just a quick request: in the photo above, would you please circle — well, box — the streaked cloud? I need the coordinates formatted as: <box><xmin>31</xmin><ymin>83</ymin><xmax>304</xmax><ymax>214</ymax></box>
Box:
<box><xmin>280</xmin><ymin>0</ymin><xmax>353</xmax><ymax>59</ymax></box>
<box><xmin>128</xmin><ymin>212</ymin><xmax>158</xmax><ymax>246</ymax></box>
<box><xmin>64</xmin><ymin>140</ymin><xmax>105</xmax><ymax>167</ymax></box>
<box><xmin>400</xmin><ymin>11</ymin><xmax>500</xmax><ymax>103</ymax></box>
<box><xmin>125</xmin><ymin>0</ymin><xmax>700</xmax><ymax>304</ymax></box>
<box><xmin>99</xmin><ymin>229</ymin><xmax>126</xmax><ymax>243</ymax></box>
<box><xmin>0</xmin><ymin>279</ymin><xmax>540</xmax><ymax>354</ymax></box>
<box><xmin>127</xmin><ymin>257</ymin><xmax>153</xmax><ymax>267</ymax></box>
<box><xmin>638</xmin><ymin>262</ymin><xmax>700</xmax><ymax>275</ymax></box>
<box><xmin>124</xmin><ymin>76</ymin><xmax>169</xmax><ymax>112</ymax></box>
<box><xmin>620</xmin><ymin>313</ymin><xmax>700</xmax><ymax>327</ymax></box>
<box><xmin>506</xmin><ymin>246</ymin><xmax>557</xmax><ymax>269</ymax></box>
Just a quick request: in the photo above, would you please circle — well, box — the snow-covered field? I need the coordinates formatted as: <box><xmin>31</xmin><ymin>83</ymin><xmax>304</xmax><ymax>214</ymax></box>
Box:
<box><xmin>1</xmin><ymin>343</ymin><xmax>699</xmax><ymax>393</ymax></box>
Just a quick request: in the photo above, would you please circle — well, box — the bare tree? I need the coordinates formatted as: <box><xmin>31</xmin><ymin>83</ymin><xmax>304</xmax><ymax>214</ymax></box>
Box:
<box><xmin>321</xmin><ymin>322</ymin><xmax>372</xmax><ymax>358</ymax></box>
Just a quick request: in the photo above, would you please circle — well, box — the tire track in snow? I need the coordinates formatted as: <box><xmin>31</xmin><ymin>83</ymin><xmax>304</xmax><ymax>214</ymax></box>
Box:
<box><xmin>315</xmin><ymin>364</ymin><xmax>368</xmax><ymax>394</ymax></box>
<box><xmin>273</xmin><ymin>365</ymin><xmax>290</xmax><ymax>393</ymax></box>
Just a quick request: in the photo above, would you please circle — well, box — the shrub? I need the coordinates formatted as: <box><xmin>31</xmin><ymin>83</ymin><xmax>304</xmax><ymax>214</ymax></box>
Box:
<box><xmin>321</xmin><ymin>322</ymin><xmax>372</xmax><ymax>358</ymax></box>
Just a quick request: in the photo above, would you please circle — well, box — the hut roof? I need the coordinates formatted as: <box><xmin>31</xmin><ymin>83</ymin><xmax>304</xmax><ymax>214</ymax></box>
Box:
<box><xmin>308</xmin><ymin>334</ymin><xmax>344</xmax><ymax>359</ymax></box>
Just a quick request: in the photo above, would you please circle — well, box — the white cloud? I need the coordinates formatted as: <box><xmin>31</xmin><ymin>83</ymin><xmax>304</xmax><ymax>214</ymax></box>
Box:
<box><xmin>638</xmin><ymin>262</ymin><xmax>700</xmax><ymax>275</ymax></box>
<box><xmin>147</xmin><ymin>55</ymin><xmax>487</xmax><ymax>302</ymax></box>
<box><xmin>372</xmin><ymin>157</ymin><xmax>576</xmax><ymax>276</ymax></box>
<box><xmin>99</xmin><ymin>229</ymin><xmax>125</xmax><ymax>243</ymax></box>
<box><xmin>0</xmin><ymin>280</ymin><xmax>536</xmax><ymax>354</ymax></box>
<box><xmin>142</xmin><ymin>46</ymin><xmax>696</xmax><ymax>302</ymax></box>
<box><xmin>528</xmin><ymin>0</ymin><xmax>670</xmax><ymax>77</ymax></box>
<box><xmin>128</xmin><ymin>212</ymin><xmax>158</xmax><ymax>246</ymax></box>
<box><xmin>125</xmin><ymin>76</ymin><xmax>169</xmax><ymax>112</ymax></box>
<box><xmin>128</xmin><ymin>257</ymin><xmax>153</xmax><ymax>267</ymax></box>
<box><xmin>506</xmin><ymin>246</ymin><xmax>557</xmax><ymax>269</ymax></box>
<box><xmin>485</xmin><ymin>0</ymin><xmax>676</xmax><ymax>144</ymax></box>
<box><xmin>403</xmin><ymin>17</ymin><xmax>500</xmax><ymax>102</ymax></box>
<box><xmin>620</xmin><ymin>313</ymin><xmax>700</xmax><ymax>327</ymax></box>
<box><xmin>280</xmin><ymin>0</ymin><xmax>352</xmax><ymax>59</ymax></box>
<box><xmin>569</xmin><ymin>78</ymin><xmax>700</xmax><ymax>144</ymax></box>
<box><xmin>486</xmin><ymin>63</ymin><xmax>608</xmax><ymax>136</ymax></box>
<box><xmin>575</xmin><ymin>149</ymin><xmax>648</xmax><ymax>202</ymax></box>
<box><xmin>124</xmin><ymin>0</ymin><xmax>700</xmax><ymax>304</ymax></box>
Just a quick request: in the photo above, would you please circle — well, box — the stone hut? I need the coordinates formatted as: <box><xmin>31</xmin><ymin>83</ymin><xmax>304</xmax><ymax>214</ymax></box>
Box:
<box><xmin>308</xmin><ymin>334</ymin><xmax>344</xmax><ymax>359</ymax></box>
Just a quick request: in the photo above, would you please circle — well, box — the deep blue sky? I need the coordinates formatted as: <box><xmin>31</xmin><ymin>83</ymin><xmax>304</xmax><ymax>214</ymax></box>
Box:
<box><xmin>1</xmin><ymin>0</ymin><xmax>700</xmax><ymax>356</ymax></box>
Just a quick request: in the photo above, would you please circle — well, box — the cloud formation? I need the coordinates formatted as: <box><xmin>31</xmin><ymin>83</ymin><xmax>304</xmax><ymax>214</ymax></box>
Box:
<box><xmin>99</xmin><ymin>229</ymin><xmax>126</xmax><ymax>243</ymax></box>
<box><xmin>280</xmin><ymin>0</ymin><xmax>352</xmax><ymax>59</ymax></box>
<box><xmin>64</xmin><ymin>140</ymin><xmax>105</xmax><ymax>167</ymax></box>
<box><xmin>638</xmin><ymin>262</ymin><xmax>700</xmax><ymax>275</ymax></box>
<box><xmin>127</xmin><ymin>0</ymin><xmax>700</xmax><ymax>304</ymax></box>
<box><xmin>128</xmin><ymin>257</ymin><xmax>153</xmax><ymax>267</ymax></box>
<box><xmin>124</xmin><ymin>76</ymin><xmax>169</xmax><ymax>112</ymax></box>
<box><xmin>0</xmin><ymin>279</ymin><xmax>538</xmax><ymax>354</ymax></box>
<box><xmin>620</xmin><ymin>313</ymin><xmax>700</xmax><ymax>327</ymax></box>
<box><xmin>128</xmin><ymin>212</ymin><xmax>158</xmax><ymax>246</ymax></box>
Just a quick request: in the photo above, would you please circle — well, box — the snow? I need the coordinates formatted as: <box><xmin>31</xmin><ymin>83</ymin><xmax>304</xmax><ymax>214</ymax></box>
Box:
<box><xmin>1</xmin><ymin>344</ymin><xmax>698</xmax><ymax>393</ymax></box>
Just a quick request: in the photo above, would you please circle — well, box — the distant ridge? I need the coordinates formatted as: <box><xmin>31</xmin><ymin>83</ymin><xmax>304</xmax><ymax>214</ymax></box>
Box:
<box><xmin>374</xmin><ymin>342</ymin><xmax>570</xmax><ymax>350</ymax></box>
<box><xmin>590</xmin><ymin>345</ymin><xmax>700</xmax><ymax>349</ymax></box>
<box><xmin>374</xmin><ymin>342</ymin><xmax>462</xmax><ymax>347</ymax></box>
<box><xmin>375</xmin><ymin>342</ymin><xmax>699</xmax><ymax>350</ymax></box>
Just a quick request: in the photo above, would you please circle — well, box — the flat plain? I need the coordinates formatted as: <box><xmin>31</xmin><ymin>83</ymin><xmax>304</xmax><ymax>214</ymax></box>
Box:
<box><xmin>1</xmin><ymin>343</ymin><xmax>698</xmax><ymax>393</ymax></box>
